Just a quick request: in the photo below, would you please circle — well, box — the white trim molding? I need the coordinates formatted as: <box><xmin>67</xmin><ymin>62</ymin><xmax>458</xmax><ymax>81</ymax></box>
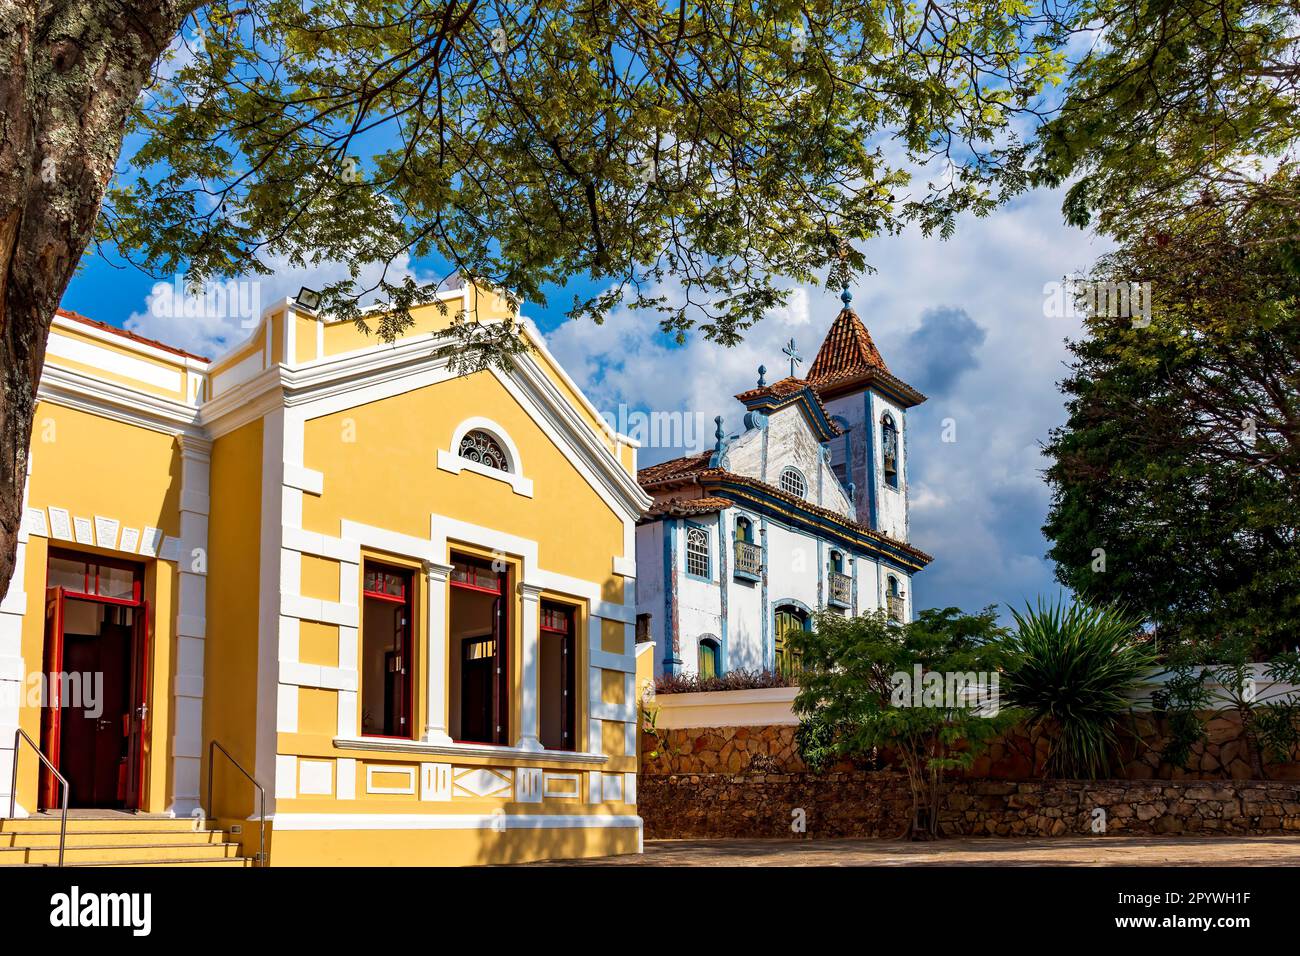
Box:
<box><xmin>437</xmin><ymin>416</ymin><xmax>533</xmax><ymax>497</ymax></box>
<box><xmin>270</xmin><ymin>812</ymin><xmax>642</xmax><ymax>832</ymax></box>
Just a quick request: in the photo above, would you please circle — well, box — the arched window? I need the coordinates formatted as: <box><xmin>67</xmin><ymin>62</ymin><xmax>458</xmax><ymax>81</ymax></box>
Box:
<box><xmin>887</xmin><ymin>575</ymin><xmax>900</xmax><ymax>596</ymax></box>
<box><xmin>778</xmin><ymin>467</ymin><xmax>806</xmax><ymax>499</ymax></box>
<box><xmin>881</xmin><ymin>414</ymin><xmax>900</xmax><ymax>488</ymax></box>
<box><xmin>774</xmin><ymin>605</ymin><xmax>808</xmax><ymax>677</ymax></box>
<box><xmin>698</xmin><ymin>637</ymin><xmax>721</xmax><ymax>679</ymax></box>
<box><xmin>735</xmin><ymin>516</ymin><xmax>753</xmax><ymax>543</ymax></box>
<box><xmin>829</xmin><ymin>550</ymin><xmax>844</xmax><ymax>573</ymax></box>
<box><xmin>458</xmin><ymin>429</ymin><xmax>510</xmax><ymax>472</ymax></box>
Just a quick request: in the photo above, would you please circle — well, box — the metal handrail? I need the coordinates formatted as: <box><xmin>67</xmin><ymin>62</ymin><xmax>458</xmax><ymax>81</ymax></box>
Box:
<box><xmin>8</xmin><ymin>729</ymin><xmax>69</xmax><ymax>866</ymax></box>
<box><xmin>206</xmin><ymin>739</ymin><xmax>267</xmax><ymax>867</ymax></box>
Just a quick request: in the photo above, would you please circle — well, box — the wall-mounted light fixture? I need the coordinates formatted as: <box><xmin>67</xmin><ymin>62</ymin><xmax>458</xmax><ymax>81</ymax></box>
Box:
<box><xmin>296</xmin><ymin>287</ymin><xmax>322</xmax><ymax>311</ymax></box>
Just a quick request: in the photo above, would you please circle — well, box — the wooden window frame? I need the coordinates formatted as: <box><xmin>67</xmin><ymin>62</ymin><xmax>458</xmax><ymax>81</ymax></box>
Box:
<box><xmin>539</xmin><ymin>600</ymin><xmax>577</xmax><ymax>752</ymax></box>
<box><xmin>360</xmin><ymin>560</ymin><xmax>415</xmax><ymax>740</ymax></box>
<box><xmin>685</xmin><ymin>523</ymin><xmax>711</xmax><ymax>580</ymax></box>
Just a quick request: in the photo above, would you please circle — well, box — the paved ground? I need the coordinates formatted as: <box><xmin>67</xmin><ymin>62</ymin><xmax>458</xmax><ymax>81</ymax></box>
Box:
<box><xmin>533</xmin><ymin>836</ymin><xmax>1300</xmax><ymax>866</ymax></box>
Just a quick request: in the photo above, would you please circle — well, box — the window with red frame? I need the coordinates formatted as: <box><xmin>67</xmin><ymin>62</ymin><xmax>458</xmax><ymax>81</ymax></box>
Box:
<box><xmin>539</xmin><ymin>601</ymin><xmax>576</xmax><ymax>751</ymax></box>
<box><xmin>360</xmin><ymin>561</ymin><xmax>413</xmax><ymax>738</ymax></box>
<box><xmin>46</xmin><ymin>549</ymin><xmax>142</xmax><ymax>604</ymax></box>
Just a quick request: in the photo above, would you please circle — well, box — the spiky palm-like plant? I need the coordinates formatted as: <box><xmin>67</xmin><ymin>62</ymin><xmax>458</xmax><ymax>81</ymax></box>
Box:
<box><xmin>1002</xmin><ymin>600</ymin><xmax>1155</xmax><ymax>779</ymax></box>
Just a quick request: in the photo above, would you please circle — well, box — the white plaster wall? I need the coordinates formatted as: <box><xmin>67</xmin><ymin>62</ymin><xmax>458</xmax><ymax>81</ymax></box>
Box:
<box><xmin>764</xmin><ymin>522</ymin><xmax>822</xmax><ymax>614</ymax></box>
<box><xmin>822</xmin><ymin>391</ymin><xmax>869</xmax><ymax>526</ymax></box>
<box><xmin>725</xmin><ymin>575</ymin><xmax>764</xmax><ymax>670</ymax></box>
<box><xmin>675</xmin><ymin>514</ymin><xmax>723</xmax><ymax>677</ymax></box>
<box><xmin>870</xmin><ymin>391</ymin><xmax>909</xmax><ymax>543</ymax></box>
<box><xmin>724</xmin><ymin>407</ymin><xmax>852</xmax><ymax>519</ymax></box>
<box><xmin>721</xmin><ymin>426</ymin><xmax>763</xmax><ymax>478</ymax></box>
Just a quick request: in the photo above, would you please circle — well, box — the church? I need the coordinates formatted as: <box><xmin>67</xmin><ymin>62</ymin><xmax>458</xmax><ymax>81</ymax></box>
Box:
<box><xmin>635</xmin><ymin>289</ymin><xmax>933</xmax><ymax>680</ymax></box>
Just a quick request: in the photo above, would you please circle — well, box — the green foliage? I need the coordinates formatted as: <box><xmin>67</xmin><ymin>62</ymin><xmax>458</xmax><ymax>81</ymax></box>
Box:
<box><xmin>1154</xmin><ymin>637</ymin><xmax>1300</xmax><ymax>776</ymax></box>
<box><xmin>104</xmin><ymin>1</ymin><xmax>1062</xmax><ymax>357</ymax></box>
<box><xmin>791</xmin><ymin>607</ymin><xmax>1014</xmax><ymax>838</ymax></box>
<box><xmin>1033</xmin><ymin>0</ymin><xmax>1298</xmax><ymax>236</ymax></box>
<box><xmin>1000</xmin><ymin>599</ymin><xmax>1155</xmax><ymax>779</ymax></box>
<box><xmin>1042</xmin><ymin>201</ymin><xmax>1300</xmax><ymax>655</ymax></box>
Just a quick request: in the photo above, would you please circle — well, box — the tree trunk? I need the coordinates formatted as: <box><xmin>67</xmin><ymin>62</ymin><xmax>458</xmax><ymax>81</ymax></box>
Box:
<box><xmin>0</xmin><ymin>0</ymin><xmax>197</xmax><ymax>599</ymax></box>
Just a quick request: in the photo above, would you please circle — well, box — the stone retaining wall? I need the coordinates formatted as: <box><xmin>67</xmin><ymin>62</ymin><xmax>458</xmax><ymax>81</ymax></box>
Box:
<box><xmin>640</xmin><ymin>773</ymin><xmax>1300</xmax><ymax>839</ymax></box>
<box><xmin>642</xmin><ymin>711</ymin><xmax>1300</xmax><ymax>781</ymax></box>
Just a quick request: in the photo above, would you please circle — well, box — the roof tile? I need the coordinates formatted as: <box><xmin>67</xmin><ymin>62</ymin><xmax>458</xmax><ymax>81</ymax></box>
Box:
<box><xmin>807</xmin><ymin>306</ymin><xmax>888</xmax><ymax>382</ymax></box>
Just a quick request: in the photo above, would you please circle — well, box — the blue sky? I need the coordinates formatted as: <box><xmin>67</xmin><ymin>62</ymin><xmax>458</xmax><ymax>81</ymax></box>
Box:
<box><xmin>63</xmin><ymin>181</ymin><xmax>1109</xmax><ymax>621</ymax></box>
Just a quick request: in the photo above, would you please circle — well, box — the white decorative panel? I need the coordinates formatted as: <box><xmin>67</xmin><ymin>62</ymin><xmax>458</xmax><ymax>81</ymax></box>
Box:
<box><xmin>451</xmin><ymin>767</ymin><xmax>513</xmax><ymax>800</ymax></box>
<box><xmin>602</xmin><ymin>773</ymin><xmax>625</xmax><ymax>803</ymax></box>
<box><xmin>73</xmin><ymin>516</ymin><xmax>93</xmax><ymax>545</ymax></box>
<box><xmin>366</xmin><ymin>765</ymin><xmax>416</xmax><ymax>795</ymax></box>
<box><xmin>543</xmin><ymin>772</ymin><xmax>581</xmax><ymax>800</ymax></box>
<box><xmin>515</xmin><ymin>767</ymin><xmax>543</xmax><ymax>804</ymax></box>
<box><xmin>275</xmin><ymin>755</ymin><xmax>297</xmax><ymax>799</ymax></box>
<box><xmin>119</xmin><ymin>527</ymin><xmax>140</xmax><ymax>553</ymax></box>
<box><xmin>624</xmin><ymin>772</ymin><xmax>638</xmax><ymax>805</ymax></box>
<box><xmin>47</xmin><ymin>507</ymin><xmax>71</xmax><ymax>540</ymax></box>
<box><xmin>139</xmin><ymin>526</ymin><xmax>163</xmax><ymax>557</ymax></box>
<box><xmin>93</xmin><ymin>516</ymin><xmax>119</xmax><ymax>549</ymax></box>
<box><xmin>588</xmin><ymin>770</ymin><xmax>602</xmax><ymax>804</ymax></box>
<box><xmin>337</xmin><ymin>758</ymin><xmax>357</xmax><ymax>800</ymax></box>
<box><xmin>299</xmin><ymin>759</ymin><xmax>333</xmax><ymax>796</ymax></box>
<box><xmin>421</xmin><ymin>762</ymin><xmax>452</xmax><ymax>802</ymax></box>
<box><xmin>25</xmin><ymin>508</ymin><xmax>47</xmax><ymax>537</ymax></box>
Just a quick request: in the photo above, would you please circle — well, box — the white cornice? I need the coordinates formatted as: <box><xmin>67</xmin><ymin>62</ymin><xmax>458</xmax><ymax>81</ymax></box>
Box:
<box><xmin>44</xmin><ymin>310</ymin><xmax>652</xmax><ymax>522</ymax></box>
<box><xmin>37</xmin><ymin>364</ymin><xmax>203</xmax><ymax>438</ymax></box>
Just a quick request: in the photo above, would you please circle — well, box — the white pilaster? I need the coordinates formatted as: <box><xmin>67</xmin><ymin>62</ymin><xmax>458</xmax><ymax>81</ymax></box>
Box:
<box><xmin>422</xmin><ymin>561</ymin><xmax>454</xmax><ymax>744</ymax></box>
<box><xmin>170</xmin><ymin>435</ymin><xmax>211</xmax><ymax>816</ymax></box>
<box><xmin>515</xmin><ymin>582</ymin><xmax>544</xmax><ymax>752</ymax></box>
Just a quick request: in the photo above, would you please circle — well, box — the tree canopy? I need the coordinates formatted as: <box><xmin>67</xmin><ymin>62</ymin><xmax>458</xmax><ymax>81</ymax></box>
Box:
<box><xmin>105</xmin><ymin>0</ymin><xmax>1065</xmax><ymax>358</ymax></box>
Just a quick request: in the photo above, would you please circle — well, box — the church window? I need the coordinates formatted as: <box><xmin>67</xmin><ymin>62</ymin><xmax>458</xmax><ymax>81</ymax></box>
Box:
<box><xmin>881</xmin><ymin>414</ymin><xmax>900</xmax><ymax>489</ymax></box>
<box><xmin>698</xmin><ymin>637</ymin><xmax>721</xmax><ymax>679</ymax></box>
<box><xmin>458</xmin><ymin>429</ymin><xmax>510</xmax><ymax>472</ymax></box>
<box><xmin>778</xmin><ymin>467</ymin><xmax>806</xmax><ymax>499</ymax></box>
<box><xmin>735</xmin><ymin>516</ymin><xmax>753</xmax><ymax>543</ymax></box>
<box><xmin>685</xmin><ymin>524</ymin><xmax>711</xmax><ymax>579</ymax></box>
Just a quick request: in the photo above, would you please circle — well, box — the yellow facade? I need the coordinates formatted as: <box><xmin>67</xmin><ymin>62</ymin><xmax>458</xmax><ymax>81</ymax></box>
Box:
<box><xmin>0</xmin><ymin>287</ymin><xmax>649</xmax><ymax>866</ymax></box>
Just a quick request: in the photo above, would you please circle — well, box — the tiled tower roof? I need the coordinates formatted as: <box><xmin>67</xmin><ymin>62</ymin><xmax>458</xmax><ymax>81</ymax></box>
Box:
<box><xmin>806</xmin><ymin>303</ymin><xmax>889</xmax><ymax>382</ymax></box>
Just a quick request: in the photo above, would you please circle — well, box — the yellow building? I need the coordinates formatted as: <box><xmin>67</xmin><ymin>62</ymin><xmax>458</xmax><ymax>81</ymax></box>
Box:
<box><xmin>0</xmin><ymin>280</ymin><xmax>650</xmax><ymax>865</ymax></box>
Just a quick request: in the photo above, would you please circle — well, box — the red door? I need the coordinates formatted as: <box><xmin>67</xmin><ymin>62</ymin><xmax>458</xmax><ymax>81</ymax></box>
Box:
<box><xmin>492</xmin><ymin>570</ymin><xmax>509</xmax><ymax>746</ymax></box>
<box><xmin>39</xmin><ymin>588</ymin><xmax>65</xmax><ymax>809</ymax></box>
<box><xmin>126</xmin><ymin>601</ymin><xmax>150</xmax><ymax>809</ymax></box>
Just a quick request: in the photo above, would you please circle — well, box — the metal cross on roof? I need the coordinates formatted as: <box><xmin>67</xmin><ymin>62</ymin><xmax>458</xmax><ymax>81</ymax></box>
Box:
<box><xmin>782</xmin><ymin>338</ymin><xmax>802</xmax><ymax>378</ymax></box>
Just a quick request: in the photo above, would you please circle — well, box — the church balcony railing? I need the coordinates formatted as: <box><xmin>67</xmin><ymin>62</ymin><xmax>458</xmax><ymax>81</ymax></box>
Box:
<box><xmin>828</xmin><ymin>571</ymin><xmax>852</xmax><ymax>608</ymax></box>
<box><xmin>733</xmin><ymin>539</ymin><xmax>763</xmax><ymax>580</ymax></box>
<box><xmin>888</xmin><ymin>594</ymin><xmax>906</xmax><ymax>622</ymax></box>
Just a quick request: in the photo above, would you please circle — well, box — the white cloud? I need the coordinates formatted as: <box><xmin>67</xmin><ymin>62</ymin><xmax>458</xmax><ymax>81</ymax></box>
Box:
<box><xmin>123</xmin><ymin>252</ymin><xmax>439</xmax><ymax>357</ymax></box>
<box><xmin>544</xmin><ymin>186</ymin><xmax>1111</xmax><ymax>617</ymax></box>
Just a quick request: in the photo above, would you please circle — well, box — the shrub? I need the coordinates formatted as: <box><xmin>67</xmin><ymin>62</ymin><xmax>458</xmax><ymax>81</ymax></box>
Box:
<box><xmin>653</xmin><ymin>667</ymin><xmax>795</xmax><ymax>695</ymax></box>
<box><xmin>1000</xmin><ymin>599</ymin><xmax>1155</xmax><ymax>779</ymax></box>
<box><xmin>791</xmin><ymin>607</ymin><xmax>1015</xmax><ymax>839</ymax></box>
